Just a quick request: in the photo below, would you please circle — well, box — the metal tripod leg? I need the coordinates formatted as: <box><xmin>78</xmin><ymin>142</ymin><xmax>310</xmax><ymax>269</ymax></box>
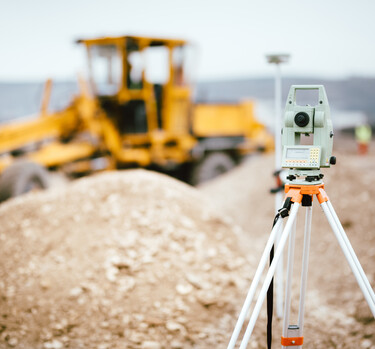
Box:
<box><xmin>281</xmin><ymin>205</ymin><xmax>313</xmax><ymax>349</ymax></box>
<box><xmin>275</xmin><ymin>221</ymin><xmax>285</xmax><ymax>318</ymax></box>
<box><xmin>234</xmin><ymin>203</ymin><xmax>300</xmax><ymax>349</ymax></box>
<box><xmin>275</xmin><ymin>191</ymin><xmax>285</xmax><ymax>319</ymax></box>
<box><xmin>227</xmin><ymin>217</ymin><xmax>283</xmax><ymax>349</ymax></box>
<box><xmin>326</xmin><ymin>201</ymin><xmax>375</xmax><ymax>305</ymax></box>
<box><xmin>321</xmin><ymin>200</ymin><xmax>375</xmax><ymax>317</ymax></box>
<box><xmin>282</xmin><ymin>214</ymin><xmax>297</xmax><ymax>344</ymax></box>
<box><xmin>297</xmin><ymin>206</ymin><xmax>312</xmax><ymax>336</ymax></box>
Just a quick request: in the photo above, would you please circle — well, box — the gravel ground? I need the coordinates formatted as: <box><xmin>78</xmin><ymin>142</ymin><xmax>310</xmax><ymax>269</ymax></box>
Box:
<box><xmin>0</xmin><ymin>137</ymin><xmax>374</xmax><ymax>349</ymax></box>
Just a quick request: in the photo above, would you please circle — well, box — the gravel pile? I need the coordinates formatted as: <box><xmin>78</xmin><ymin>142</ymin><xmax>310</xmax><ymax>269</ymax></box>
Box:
<box><xmin>0</xmin><ymin>170</ymin><xmax>253</xmax><ymax>349</ymax></box>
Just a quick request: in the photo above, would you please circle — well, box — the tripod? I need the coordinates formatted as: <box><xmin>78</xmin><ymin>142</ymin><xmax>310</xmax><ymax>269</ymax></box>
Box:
<box><xmin>228</xmin><ymin>182</ymin><xmax>375</xmax><ymax>348</ymax></box>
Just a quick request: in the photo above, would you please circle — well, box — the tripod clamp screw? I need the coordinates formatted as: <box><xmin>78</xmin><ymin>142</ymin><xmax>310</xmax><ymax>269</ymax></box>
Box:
<box><xmin>278</xmin><ymin>197</ymin><xmax>293</xmax><ymax>218</ymax></box>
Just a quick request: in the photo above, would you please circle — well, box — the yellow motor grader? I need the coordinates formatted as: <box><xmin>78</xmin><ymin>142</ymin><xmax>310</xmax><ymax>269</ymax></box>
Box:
<box><xmin>0</xmin><ymin>35</ymin><xmax>273</xmax><ymax>201</ymax></box>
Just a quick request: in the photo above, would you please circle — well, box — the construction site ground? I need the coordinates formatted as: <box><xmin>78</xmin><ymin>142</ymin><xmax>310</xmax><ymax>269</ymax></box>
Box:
<box><xmin>0</xmin><ymin>135</ymin><xmax>374</xmax><ymax>349</ymax></box>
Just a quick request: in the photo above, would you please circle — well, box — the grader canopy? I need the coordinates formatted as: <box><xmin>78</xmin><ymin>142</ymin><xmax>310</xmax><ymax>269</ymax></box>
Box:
<box><xmin>78</xmin><ymin>36</ymin><xmax>195</xmax><ymax>137</ymax></box>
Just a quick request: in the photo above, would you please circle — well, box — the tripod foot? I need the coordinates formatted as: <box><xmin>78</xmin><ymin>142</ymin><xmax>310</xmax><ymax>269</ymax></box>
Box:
<box><xmin>281</xmin><ymin>336</ymin><xmax>304</xmax><ymax>346</ymax></box>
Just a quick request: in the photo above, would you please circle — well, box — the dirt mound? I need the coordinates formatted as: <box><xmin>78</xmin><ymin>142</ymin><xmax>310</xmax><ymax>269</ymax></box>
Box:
<box><xmin>0</xmin><ymin>170</ymin><xmax>250</xmax><ymax>349</ymax></box>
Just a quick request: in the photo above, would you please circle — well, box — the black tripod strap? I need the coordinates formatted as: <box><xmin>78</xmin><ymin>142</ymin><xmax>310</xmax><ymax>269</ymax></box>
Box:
<box><xmin>267</xmin><ymin>243</ymin><xmax>274</xmax><ymax>349</ymax></box>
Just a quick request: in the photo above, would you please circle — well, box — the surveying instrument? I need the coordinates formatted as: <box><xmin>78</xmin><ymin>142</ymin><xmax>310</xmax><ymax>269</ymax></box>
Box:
<box><xmin>227</xmin><ymin>85</ymin><xmax>375</xmax><ymax>348</ymax></box>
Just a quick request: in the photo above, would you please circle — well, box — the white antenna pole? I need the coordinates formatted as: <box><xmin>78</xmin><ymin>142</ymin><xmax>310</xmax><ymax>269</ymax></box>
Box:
<box><xmin>275</xmin><ymin>62</ymin><xmax>282</xmax><ymax>182</ymax></box>
<box><xmin>266</xmin><ymin>53</ymin><xmax>290</xmax><ymax>318</ymax></box>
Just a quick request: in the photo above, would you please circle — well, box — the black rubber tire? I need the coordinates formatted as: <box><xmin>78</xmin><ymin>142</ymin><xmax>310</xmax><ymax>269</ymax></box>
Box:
<box><xmin>190</xmin><ymin>152</ymin><xmax>236</xmax><ymax>185</ymax></box>
<box><xmin>0</xmin><ymin>161</ymin><xmax>50</xmax><ymax>202</ymax></box>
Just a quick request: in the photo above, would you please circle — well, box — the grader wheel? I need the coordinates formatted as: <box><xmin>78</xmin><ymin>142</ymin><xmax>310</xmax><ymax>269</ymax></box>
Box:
<box><xmin>190</xmin><ymin>152</ymin><xmax>236</xmax><ymax>185</ymax></box>
<box><xmin>0</xmin><ymin>161</ymin><xmax>50</xmax><ymax>202</ymax></box>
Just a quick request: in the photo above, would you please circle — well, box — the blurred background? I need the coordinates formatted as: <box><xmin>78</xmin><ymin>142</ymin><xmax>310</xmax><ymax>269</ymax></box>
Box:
<box><xmin>1</xmin><ymin>3</ymin><xmax>375</xmax><ymax>348</ymax></box>
<box><xmin>1</xmin><ymin>0</ymin><xmax>375</xmax><ymax>130</ymax></box>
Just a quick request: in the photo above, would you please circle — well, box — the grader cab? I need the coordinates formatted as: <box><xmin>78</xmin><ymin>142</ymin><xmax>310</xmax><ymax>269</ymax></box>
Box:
<box><xmin>80</xmin><ymin>36</ymin><xmax>197</xmax><ymax>165</ymax></box>
<box><xmin>0</xmin><ymin>35</ymin><xmax>274</xmax><ymax>201</ymax></box>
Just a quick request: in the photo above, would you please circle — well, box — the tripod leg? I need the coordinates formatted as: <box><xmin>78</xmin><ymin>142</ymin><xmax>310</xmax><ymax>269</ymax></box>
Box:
<box><xmin>274</xmin><ymin>184</ymin><xmax>285</xmax><ymax>319</ymax></box>
<box><xmin>298</xmin><ymin>206</ymin><xmax>312</xmax><ymax>333</ymax></box>
<box><xmin>326</xmin><ymin>200</ymin><xmax>375</xmax><ymax>305</ymax></box>
<box><xmin>321</xmin><ymin>201</ymin><xmax>375</xmax><ymax>317</ymax></box>
<box><xmin>281</xmin><ymin>206</ymin><xmax>312</xmax><ymax>349</ymax></box>
<box><xmin>282</xmin><ymin>214</ymin><xmax>297</xmax><ymax>342</ymax></box>
<box><xmin>275</xmin><ymin>221</ymin><xmax>285</xmax><ymax>318</ymax></box>
<box><xmin>238</xmin><ymin>203</ymin><xmax>301</xmax><ymax>349</ymax></box>
<box><xmin>227</xmin><ymin>218</ymin><xmax>283</xmax><ymax>349</ymax></box>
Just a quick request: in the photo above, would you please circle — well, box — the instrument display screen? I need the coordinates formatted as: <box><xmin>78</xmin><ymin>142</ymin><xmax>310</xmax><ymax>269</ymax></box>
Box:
<box><xmin>282</xmin><ymin>146</ymin><xmax>321</xmax><ymax>169</ymax></box>
<box><xmin>286</xmin><ymin>148</ymin><xmax>310</xmax><ymax>160</ymax></box>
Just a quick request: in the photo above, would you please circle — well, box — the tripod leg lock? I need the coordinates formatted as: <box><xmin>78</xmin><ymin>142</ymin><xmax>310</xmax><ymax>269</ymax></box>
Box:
<box><xmin>317</xmin><ymin>188</ymin><xmax>329</xmax><ymax>204</ymax></box>
<box><xmin>278</xmin><ymin>197</ymin><xmax>293</xmax><ymax>218</ymax></box>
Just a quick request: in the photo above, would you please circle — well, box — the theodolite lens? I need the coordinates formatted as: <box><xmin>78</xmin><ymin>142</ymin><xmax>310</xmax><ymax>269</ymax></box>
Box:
<box><xmin>294</xmin><ymin>112</ymin><xmax>310</xmax><ymax>127</ymax></box>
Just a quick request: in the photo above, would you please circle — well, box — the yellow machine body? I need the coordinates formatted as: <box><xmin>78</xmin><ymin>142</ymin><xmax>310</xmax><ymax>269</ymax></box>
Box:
<box><xmin>193</xmin><ymin>102</ymin><xmax>274</xmax><ymax>152</ymax></box>
<box><xmin>0</xmin><ymin>35</ymin><xmax>274</xmax><ymax>199</ymax></box>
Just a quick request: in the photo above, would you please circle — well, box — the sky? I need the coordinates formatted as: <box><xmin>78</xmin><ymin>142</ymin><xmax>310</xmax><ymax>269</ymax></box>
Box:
<box><xmin>1</xmin><ymin>0</ymin><xmax>375</xmax><ymax>82</ymax></box>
